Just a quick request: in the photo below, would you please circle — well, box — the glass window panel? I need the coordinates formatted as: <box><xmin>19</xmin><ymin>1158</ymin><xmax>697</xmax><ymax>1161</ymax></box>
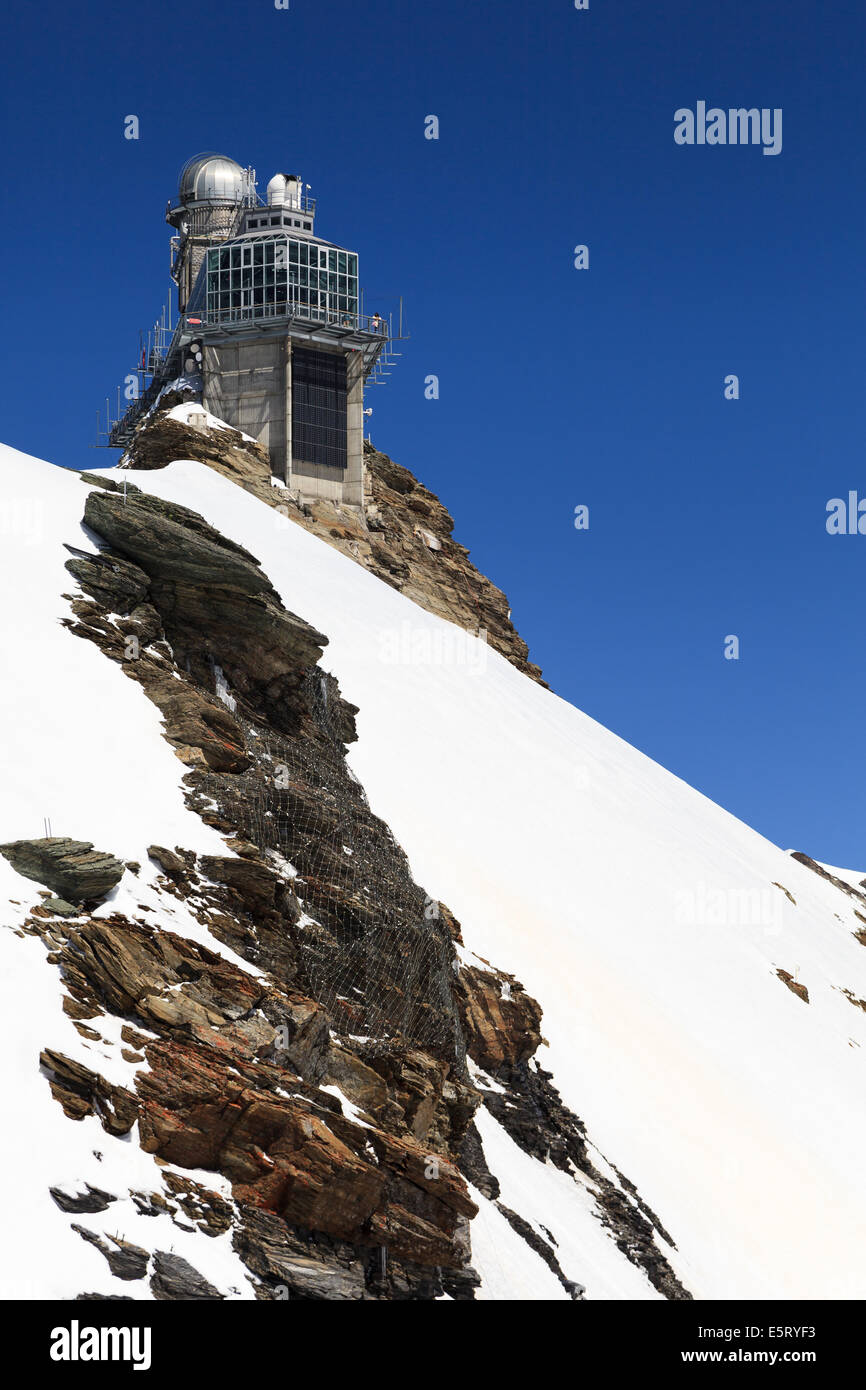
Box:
<box><xmin>291</xmin><ymin>348</ymin><xmax>348</xmax><ymax>472</ymax></box>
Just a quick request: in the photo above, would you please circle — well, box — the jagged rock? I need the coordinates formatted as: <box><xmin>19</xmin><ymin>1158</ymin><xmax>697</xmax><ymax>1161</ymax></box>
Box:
<box><xmin>495</xmin><ymin>1202</ymin><xmax>585</xmax><ymax>1299</ymax></box>
<box><xmin>345</xmin><ymin>1043</ymin><xmax>479</xmax><ymax>1149</ymax></box>
<box><xmin>50</xmin><ymin>1185</ymin><xmax>117</xmax><ymax>1214</ymax></box>
<box><xmin>233</xmin><ymin>1208</ymin><xmax>367</xmax><ymax>1300</ymax></box>
<box><xmin>120</xmin><ymin>411</ymin><xmax>271</xmax><ymax>485</ymax></box>
<box><xmin>197</xmin><ymin>711</ymin><xmax>462</xmax><ymax>1054</ymax></box>
<box><xmin>0</xmin><ymin>838</ymin><xmax>124</xmax><ymax>904</ymax></box>
<box><xmin>469</xmin><ymin>1054</ymin><xmax>691</xmax><ymax>1299</ymax></box>
<box><xmin>326</xmin><ymin>1044</ymin><xmax>390</xmax><ymax>1119</ymax></box>
<box><xmin>130</xmin><ymin>1190</ymin><xmax>174</xmax><ymax>1219</ymax></box>
<box><xmin>456</xmin><ymin>964</ymin><xmax>544</xmax><ymax>1070</ymax></box>
<box><xmin>365</xmin><ymin>443</ymin><xmax>543</xmax><ymax>681</ymax></box>
<box><xmin>147</xmin><ymin>845</ymin><xmax>193</xmax><ymax>883</ymax></box>
<box><xmin>790</xmin><ymin>852</ymin><xmax>866</xmax><ymax>910</ymax></box>
<box><xmin>150</xmin><ymin>1251</ymin><xmax>224</xmax><ymax>1301</ymax></box>
<box><xmin>64</xmin><ymin>546</ymin><xmax>151</xmax><ymax>615</ymax></box>
<box><xmin>266</xmin><ymin>997</ymin><xmax>331</xmax><ymax>1084</ymax></box>
<box><xmin>117</xmin><ymin>601</ymin><xmax>163</xmax><ymax>647</ymax></box>
<box><xmin>162</xmin><ymin>1172</ymin><xmax>234</xmax><ymax>1238</ymax></box>
<box><xmin>126</xmin><ymin>661</ymin><xmax>252</xmax><ymax>773</ymax></box>
<box><xmin>58</xmin><ymin>917</ymin><xmax>266</xmax><ymax>1035</ymax></box>
<box><xmin>40</xmin><ymin>1050</ymin><xmax>138</xmax><ymax>1135</ymax></box>
<box><xmin>84</xmin><ymin>486</ymin><xmax>269</xmax><ymax>586</ymax></box>
<box><xmin>137</xmin><ymin>1041</ymin><xmax>386</xmax><ymax>1241</ymax></box>
<box><xmin>74</xmin><ymin>1294</ymin><xmax>134</xmax><ymax>1301</ymax></box>
<box><xmin>366</xmin><ymin>1128</ymin><xmax>478</xmax><ymax>1219</ymax></box>
<box><xmin>457</xmin><ymin>1122</ymin><xmax>500</xmax><ymax>1200</ymax></box>
<box><xmin>82</xmin><ymin>486</ymin><xmax>334</xmax><ymax>736</ymax></box>
<box><xmin>72</xmin><ymin>1226</ymin><xmax>149</xmax><ymax>1281</ymax></box>
<box><xmin>199</xmin><ymin>854</ymin><xmax>299</xmax><ymax>921</ymax></box>
<box><xmin>78</xmin><ymin>472</ymin><xmax>136</xmax><ymax>493</ymax></box>
<box><xmin>133</xmin><ymin>1029</ymin><xmax>475</xmax><ymax>1268</ymax></box>
<box><xmin>43</xmin><ymin>897</ymin><xmax>80</xmax><ymax>918</ymax></box>
<box><xmin>776</xmin><ymin>968</ymin><xmax>809</xmax><ymax>1003</ymax></box>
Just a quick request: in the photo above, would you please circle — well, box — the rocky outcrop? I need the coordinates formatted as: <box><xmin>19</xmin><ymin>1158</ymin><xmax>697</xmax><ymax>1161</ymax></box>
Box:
<box><xmin>456</xmin><ymin>963</ymin><xmax>544</xmax><ymax>1070</ymax></box>
<box><xmin>790</xmin><ymin>852</ymin><xmax>866</xmax><ymax>911</ymax></box>
<box><xmin>119</xmin><ymin>409</ymin><xmax>272</xmax><ymax>486</ymax></box>
<box><xmin>73</xmin><ymin>1226</ymin><xmax>150</xmax><ymax>1282</ymax></box>
<box><xmin>233</xmin><ymin>1208</ymin><xmax>369</xmax><ymax>1300</ymax></box>
<box><xmin>0</xmin><ymin>838</ymin><xmax>124</xmax><ymax>904</ymax></box>
<box><xmin>32</xmin><ymin>889</ymin><xmax>479</xmax><ymax>1290</ymax></box>
<box><xmin>776</xmin><ymin>968</ymin><xmax>809</xmax><ymax>1003</ymax></box>
<box><xmin>81</xmin><ymin>485</ymin><xmax>329</xmax><ymax>737</ymax></box>
<box><xmin>150</xmin><ymin>1251</ymin><xmax>224</xmax><ymax>1301</ymax></box>
<box><xmin>39</xmin><ymin>1050</ymin><xmax>138</xmax><ymax>1135</ymax></box>
<box><xmin>37</xmin><ymin>458</ymin><xmax>695</xmax><ymax>1301</ymax></box>
<box><xmin>451</xmin><ymin>949</ymin><xmax>692</xmax><ymax>1301</ymax></box>
<box><xmin>788</xmin><ymin>854</ymin><xmax>866</xmax><ymax>950</ymax></box>
<box><xmin>362</xmin><ymin>445</ymin><xmax>543</xmax><ymax>683</ymax></box>
<box><xmin>50</xmin><ymin>1185</ymin><xmax>117</xmax><ymax>1215</ymax></box>
<box><xmin>118</xmin><ymin>407</ymin><xmax>543</xmax><ymax>683</ymax></box>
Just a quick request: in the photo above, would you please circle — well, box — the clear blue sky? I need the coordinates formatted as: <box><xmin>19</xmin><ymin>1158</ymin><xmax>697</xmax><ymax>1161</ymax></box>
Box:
<box><xmin>2</xmin><ymin>0</ymin><xmax>864</xmax><ymax>865</ymax></box>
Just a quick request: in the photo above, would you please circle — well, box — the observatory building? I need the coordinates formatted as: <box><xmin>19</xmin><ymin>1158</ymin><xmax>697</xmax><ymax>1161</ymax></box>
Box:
<box><xmin>106</xmin><ymin>152</ymin><xmax>402</xmax><ymax>510</ymax></box>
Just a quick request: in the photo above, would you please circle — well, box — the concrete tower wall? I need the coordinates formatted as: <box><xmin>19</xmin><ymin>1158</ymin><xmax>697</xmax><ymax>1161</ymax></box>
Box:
<box><xmin>174</xmin><ymin>205</ymin><xmax>241</xmax><ymax>311</ymax></box>
<box><xmin>202</xmin><ymin>336</ymin><xmax>364</xmax><ymax>508</ymax></box>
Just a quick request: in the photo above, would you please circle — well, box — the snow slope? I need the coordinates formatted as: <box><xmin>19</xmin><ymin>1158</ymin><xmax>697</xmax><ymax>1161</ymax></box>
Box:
<box><xmin>2</xmin><ymin>441</ymin><xmax>866</xmax><ymax>1299</ymax></box>
<box><xmin>0</xmin><ymin>444</ymin><xmax>255</xmax><ymax>1299</ymax></box>
<box><xmin>126</xmin><ymin>457</ymin><xmax>866</xmax><ymax>1300</ymax></box>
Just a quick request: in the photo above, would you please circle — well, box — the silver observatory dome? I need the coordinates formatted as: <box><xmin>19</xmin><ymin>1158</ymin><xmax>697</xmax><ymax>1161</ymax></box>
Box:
<box><xmin>177</xmin><ymin>152</ymin><xmax>246</xmax><ymax>205</ymax></box>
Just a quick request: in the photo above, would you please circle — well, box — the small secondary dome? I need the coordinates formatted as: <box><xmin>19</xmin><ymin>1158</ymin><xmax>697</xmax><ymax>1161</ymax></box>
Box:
<box><xmin>178</xmin><ymin>152</ymin><xmax>246</xmax><ymax>205</ymax></box>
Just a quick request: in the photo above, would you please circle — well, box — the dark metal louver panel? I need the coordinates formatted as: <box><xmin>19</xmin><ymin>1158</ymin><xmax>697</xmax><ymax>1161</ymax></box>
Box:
<box><xmin>291</xmin><ymin>348</ymin><xmax>348</xmax><ymax>472</ymax></box>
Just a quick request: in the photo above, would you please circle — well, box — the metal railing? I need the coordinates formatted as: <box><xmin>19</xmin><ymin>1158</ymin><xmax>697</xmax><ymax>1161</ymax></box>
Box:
<box><xmin>193</xmin><ymin>300</ymin><xmax>390</xmax><ymax>336</ymax></box>
<box><xmin>99</xmin><ymin>290</ymin><xmax>405</xmax><ymax>447</ymax></box>
<box><xmin>166</xmin><ymin>192</ymin><xmax>317</xmax><ymax>216</ymax></box>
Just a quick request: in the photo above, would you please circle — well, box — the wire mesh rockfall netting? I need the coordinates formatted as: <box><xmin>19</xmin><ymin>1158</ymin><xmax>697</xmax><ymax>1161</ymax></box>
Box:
<box><xmin>199</xmin><ymin>671</ymin><xmax>464</xmax><ymax>1061</ymax></box>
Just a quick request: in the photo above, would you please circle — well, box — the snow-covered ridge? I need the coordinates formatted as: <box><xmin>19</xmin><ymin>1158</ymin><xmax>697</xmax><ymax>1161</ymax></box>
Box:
<box><xmin>124</xmin><ymin>456</ymin><xmax>866</xmax><ymax>1300</ymax></box>
<box><xmin>2</xmin><ymin>439</ymin><xmax>866</xmax><ymax>1299</ymax></box>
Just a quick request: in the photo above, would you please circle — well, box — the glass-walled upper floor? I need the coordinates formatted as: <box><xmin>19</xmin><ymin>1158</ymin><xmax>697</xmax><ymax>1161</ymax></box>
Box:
<box><xmin>199</xmin><ymin>234</ymin><xmax>359</xmax><ymax>324</ymax></box>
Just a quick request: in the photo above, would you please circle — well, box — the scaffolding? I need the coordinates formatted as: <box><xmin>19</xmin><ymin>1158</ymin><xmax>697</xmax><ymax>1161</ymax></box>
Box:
<box><xmin>98</xmin><ymin>296</ymin><xmax>406</xmax><ymax>450</ymax></box>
